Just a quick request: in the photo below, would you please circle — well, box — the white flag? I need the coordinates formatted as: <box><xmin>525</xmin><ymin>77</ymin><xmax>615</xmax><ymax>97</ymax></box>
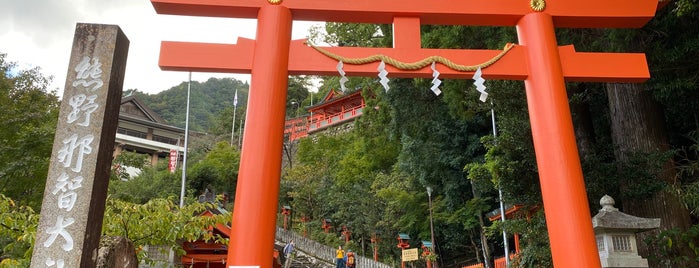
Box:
<box><xmin>234</xmin><ymin>90</ymin><xmax>238</xmax><ymax>107</ymax></box>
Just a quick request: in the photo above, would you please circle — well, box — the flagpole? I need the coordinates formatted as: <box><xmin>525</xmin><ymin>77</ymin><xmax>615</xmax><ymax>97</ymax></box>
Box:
<box><xmin>180</xmin><ymin>71</ymin><xmax>192</xmax><ymax>208</ymax></box>
<box><xmin>231</xmin><ymin>89</ymin><xmax>238</xmax><ymax>146</ymax></box>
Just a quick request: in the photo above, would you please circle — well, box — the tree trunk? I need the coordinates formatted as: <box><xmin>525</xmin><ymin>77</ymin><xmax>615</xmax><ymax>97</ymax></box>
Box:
<box><xmin>471</xmin><ymin>182</ymin><xmax>492</xmax><ymax>268</ymax></box>
<box><xmin>469</xmin><ymin>232</ymin><xmax>483</xmax><ymax>265</ymax></box>
<box><xmin>568</xmin><ymin>84</ymin><xmax>597</xmax><ymax>160</ymax></box>
<box><xmin>606</xmin><ymin>82</ymin><xmax>693</xmax><ymax>267</ymax></box>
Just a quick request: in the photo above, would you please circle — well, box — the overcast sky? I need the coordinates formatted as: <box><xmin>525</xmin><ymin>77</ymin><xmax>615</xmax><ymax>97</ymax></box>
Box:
<box><xmin>1</xmin><ymin>0</ymin><xmax>321</xmax><ymax>96</ymax></box>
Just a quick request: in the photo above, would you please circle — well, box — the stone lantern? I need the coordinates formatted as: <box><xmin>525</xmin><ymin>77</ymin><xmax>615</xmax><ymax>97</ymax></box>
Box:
<box><xmin>592</xmin><ymin>195</ymin><xmax>660</xmax><ymax>268</ymax></box>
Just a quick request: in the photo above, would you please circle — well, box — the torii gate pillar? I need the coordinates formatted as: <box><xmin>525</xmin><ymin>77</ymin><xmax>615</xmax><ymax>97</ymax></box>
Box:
<box><xmin>229</xmin><ymin>5</ymin><xmax>292</xmax><ymax>268</ymax></box>
<box><xmin>517</xmin><ymin>12</ymin><xmax>599</xmax><ymax>266</ymax></box>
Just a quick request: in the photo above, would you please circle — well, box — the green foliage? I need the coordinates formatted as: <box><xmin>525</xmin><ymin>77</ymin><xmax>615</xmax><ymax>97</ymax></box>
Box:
<box><xmin>672</xmin><ymin>0</ymin><xmax>698</xmax><ymax>17</ymax></box>
<box><xmin>287</xmin><ymin>76</ymin><xmax>313</xmax><ymax>117</ymax></box>
<box><xmin>109</xmin><ymin>140</ymin><xmax>240</xmax><ymax>205</ymax></box>
<box><xmin>320</xmin><ymin>23</ymin><xmax>385</xmax><ymax>47</ymax></box>
<box><xmin>0</xmin><ymin>194</ymin><xmax>37</xmax><ymax>267</ymax></box>
<box><xmin>675</xmin><ymin>131</ymin><xmax>699</xmax><ymax>216</ymax></box>
<box><xmin>616</xmin><ymin>151</ymin><xmax>675</xmax><ymax>200</ymax></box>
<box><xmin>110</xmin><ymin>151</ymin><xmax>149</xmax><ymax>181</ymax></box>
<box><xmin>102</xmin><ymin>197</ymin><xmax>230</xmax><ymax>264</ymax></box>
<box><xmin>188</xmin><ymin>141</ymin><xmax>240</xmax><ymax>196</ymax></box>
<box><xmin>644</xmin><ymin>224</ymin><xmax>699</xmax><ymax>267</ymax></box>
<box><xmin>135</xmin><ymin>77</ymin><xmax>249</xmax><ymax>132</ymax></box>
<box><xmin>0</xmin><ymin>194</ymin><xmax>231</xmax><ymax>266</ymax></box>
<box><xmin>108</xmin><ymin>161</ymin><xmax>183</xmax><ymax>204</ymax></box>
<box><xmin>505</xmin><ymin>213</ymin><xmax>552</xmax><ymax>268</ymax></box>
<box><xmin>0</xmin><ymin>53</ymin><xmax>60</xmax><ymax>211</ymax></box>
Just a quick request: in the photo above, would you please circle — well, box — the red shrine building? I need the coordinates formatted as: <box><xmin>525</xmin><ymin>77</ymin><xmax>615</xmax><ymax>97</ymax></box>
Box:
<box><xmin>284</xmin><ymin>89</ymin><xmax>367</xmax><ymax>141</ymax></box>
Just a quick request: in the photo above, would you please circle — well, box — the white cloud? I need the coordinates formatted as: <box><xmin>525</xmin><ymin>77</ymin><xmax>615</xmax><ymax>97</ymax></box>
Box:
<box><xmin>1</xmin><ymin>0</ymin><xmax>322</xmax><ymax>96</ymax></box>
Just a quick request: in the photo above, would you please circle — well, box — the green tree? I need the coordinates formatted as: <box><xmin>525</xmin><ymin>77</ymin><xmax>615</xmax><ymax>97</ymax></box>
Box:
<box><xmin>0</xmin><ymin>194</ymin><xmax>231</xmax><ymax>266</ymax></box>
<box><xmin>0</xmin><ymin>53</ymin><xmax>60</xmax><ymax>210</ymax></box>
<box><xmin>110</xmin><ymin>151</ymin><xmax>149</xmax><ymax>181</ymax></box>
<box><xmin>137</xmin><ymin>77</ymin><xmax>249</xmax><ymax>133</ymax></box>
<box><xmin>188</xmin><ymin>141</ymin><xmax>240</xmax><ymax>198</ymax></box>
<box><xmin>108</xmin><ymin>161</ymin><xmax>182</xmax><ymax>204</ymax></box>
<box><xmin>102</xmin><ymin>197</ymin><xmax>230</xmax><ymax>264</ymax></box>
<box><xmin>0</xmin><ymin>194</ymin><xmax>38</xmax><ymax>267</ymax></box>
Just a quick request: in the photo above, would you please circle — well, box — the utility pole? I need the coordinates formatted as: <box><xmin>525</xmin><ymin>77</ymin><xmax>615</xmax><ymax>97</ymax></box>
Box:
<box><xmin>427</xmin><ymin>186</ymin><xmax>438</xmax><ymax>268</ymax></box>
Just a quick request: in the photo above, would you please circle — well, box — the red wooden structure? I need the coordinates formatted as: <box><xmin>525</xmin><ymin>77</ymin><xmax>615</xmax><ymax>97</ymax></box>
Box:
<box><xmin>300</xmin><ymin>216</ymin><xmax>310</xmax><ymax>237</ymax></box>
<box><xmin>463</xmin><ymin>205</ymin><xmax>538</xmax><ymax>268</ymax></box>
<box><xmin>490</xmin><ymin>205</ymin><xmax>525</xmax><ymax>255</ymax></box>
<box><xmin>308</xmin><ymin>90</ymin><xmax>365</xmax><ymax>135</ymax></box>
<box><xmin>280</xmin><ymin>205</ymin><xmax>291</xmax><ymax>230</ymax></box>
<box><xmin>421</xmin><ymin>241</ymin><xmax>434</xmax><ymax>268</ymax></box>
<box><xmin>180</xmin><ymin>210</ymin><xmax>230</xmax><ymax>268</ymax></box>
<box><xmin>284</xmin><ymin>89</ymin><xmax>366</xmax><ymax>142</ymax></box>
<box><xmin>283</xmin><ymin>117</ymin><xmax>307</xmax><ymax>142</ymax></box>
<box><xmin>181</xmin><ymin>210</ymin><xmax>282</xmax><ymax>268</ymax></box>
<box><xmin>370</xmin><ymin>232</ymin><xmax>380</xmax><ymax>261</ymax></box>
<box><xmin>321</xmin><ymin>218</ymin><xmax>333</xmax><ymax>234</ymax></box>
<box><xmin>151</xmin><ymin>0</ymin><xmax>659</xmax><ymax>267</ymax></box>
<box><xmin>396</xmin><ymin>233</ymin><xmax>411</xmax><ymax>268</ymax></box>
<box><xmin>341</xmin><ymin>225</ymin><xmax>352</xmax><ymax>243</ymax></box>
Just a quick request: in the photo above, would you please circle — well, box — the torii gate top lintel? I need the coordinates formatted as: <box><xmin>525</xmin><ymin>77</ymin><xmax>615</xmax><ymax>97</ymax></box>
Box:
<box><xmin>152</xmin><ymin>0</ymin><xmax>656</xmax><ymax>82</ymax></box>
<box><xmin>152</xmin><ymin>0</ymin><xmax>658</xmax><ymax>28</ymax></box>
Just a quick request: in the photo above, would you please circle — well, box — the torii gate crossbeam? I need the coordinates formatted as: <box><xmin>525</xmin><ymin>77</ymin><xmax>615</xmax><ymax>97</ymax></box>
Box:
<box><xmin>151</xmin><ymin>1</ymin><xmax>658</xmax><ymax>267</ymax></box>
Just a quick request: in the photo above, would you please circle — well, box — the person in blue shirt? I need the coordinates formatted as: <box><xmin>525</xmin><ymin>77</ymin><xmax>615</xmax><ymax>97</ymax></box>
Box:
<box><xmin>283</xmin><ymin>240</ymin><xmax>295</xmax><ymax>268</ymax></box>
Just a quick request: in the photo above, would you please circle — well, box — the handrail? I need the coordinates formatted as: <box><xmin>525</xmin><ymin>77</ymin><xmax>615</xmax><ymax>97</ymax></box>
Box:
<box><xmin>308</xmin><ymin>107</ymin><xmax>363</xmax><ymax>132</ymax></box>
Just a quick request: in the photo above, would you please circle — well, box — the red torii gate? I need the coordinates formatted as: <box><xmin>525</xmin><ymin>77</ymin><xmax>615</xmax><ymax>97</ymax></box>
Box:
<box><xmin>150</xmin><ymin>0</ymin><xmax>658</xmax><ymax>267</ymax></box>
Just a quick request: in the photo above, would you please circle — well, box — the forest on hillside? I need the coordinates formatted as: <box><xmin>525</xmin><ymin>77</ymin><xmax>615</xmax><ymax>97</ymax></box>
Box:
<box><xmin>129</xmin><ymin>75</ymin><xmax>315</xmax><ymax>135</ymax></box>
<box><xmin>1</xmin><ymin>1</ymin><xmax>698</xmax><ymax>268</ymax></box>
<box><xmin>130</xmin><ymin>77</ymin><xmax>249</xmax><ymax>132</ymax></box>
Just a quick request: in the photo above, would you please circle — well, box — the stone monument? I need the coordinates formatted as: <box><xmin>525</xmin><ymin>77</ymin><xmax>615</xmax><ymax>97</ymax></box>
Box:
<box><xmin>592</xmin><ymin>195</ymin><xmax>660</xmax><ymax>268</ymax></box>
<box><xmin>30</xmin><ymin>23</ymin><xmax>129</xmax><ymax>268</ymax></box>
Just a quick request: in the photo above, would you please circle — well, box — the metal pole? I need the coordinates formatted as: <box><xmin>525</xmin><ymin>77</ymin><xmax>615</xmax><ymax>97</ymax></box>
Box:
<box><xmin>238</xmin><ymin>118</ymin><xmax>243</xmax><ymax>148</ymax></box>
<box><xmin>231</xmin><ymin>89</ymin><xmax>238</xmax><ymax>146</ymax></box>
<box><xmin>427</xmin><ymin>187</ymin><xmax>437</xmax><ymax>268</ymax></box>
<box><xmin>180</xmin><ymin>71</ymin><xmax>192</xmax><ymax>208</ymax></box>
<box><xmin>490</xmin><ymin>101</ymin><xmax>509</xmax><ymax>267</ymax></box>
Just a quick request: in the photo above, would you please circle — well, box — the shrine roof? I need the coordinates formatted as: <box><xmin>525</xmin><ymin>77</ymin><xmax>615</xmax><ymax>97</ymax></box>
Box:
<box><xmin>121</xmin><ymin>95</ymin><xmax>167</xmax><ymax>124</ymax></box>
<box><xmin>119</xmin><ymin>96</ymin><xmax>186</xmax><ymax>134</ymax></box>
<box><xmin>308</xmin><ymin>89</ymin><xmax>363</xmax><ymax>109</ymax></box>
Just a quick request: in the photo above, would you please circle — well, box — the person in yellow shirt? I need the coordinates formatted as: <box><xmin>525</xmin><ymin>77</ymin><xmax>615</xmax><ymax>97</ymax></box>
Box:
<box><xmin>335</xmin><ymin>245</ymin><xmax>345</xmax><ymax>268</ymax></box>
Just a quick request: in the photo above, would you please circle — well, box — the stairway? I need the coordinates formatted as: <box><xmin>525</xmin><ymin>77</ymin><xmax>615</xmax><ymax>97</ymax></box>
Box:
<box><xmin>276</xmin><ymin>228</ymin><xmax>392</xmax><ymax>268</ymax></box>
